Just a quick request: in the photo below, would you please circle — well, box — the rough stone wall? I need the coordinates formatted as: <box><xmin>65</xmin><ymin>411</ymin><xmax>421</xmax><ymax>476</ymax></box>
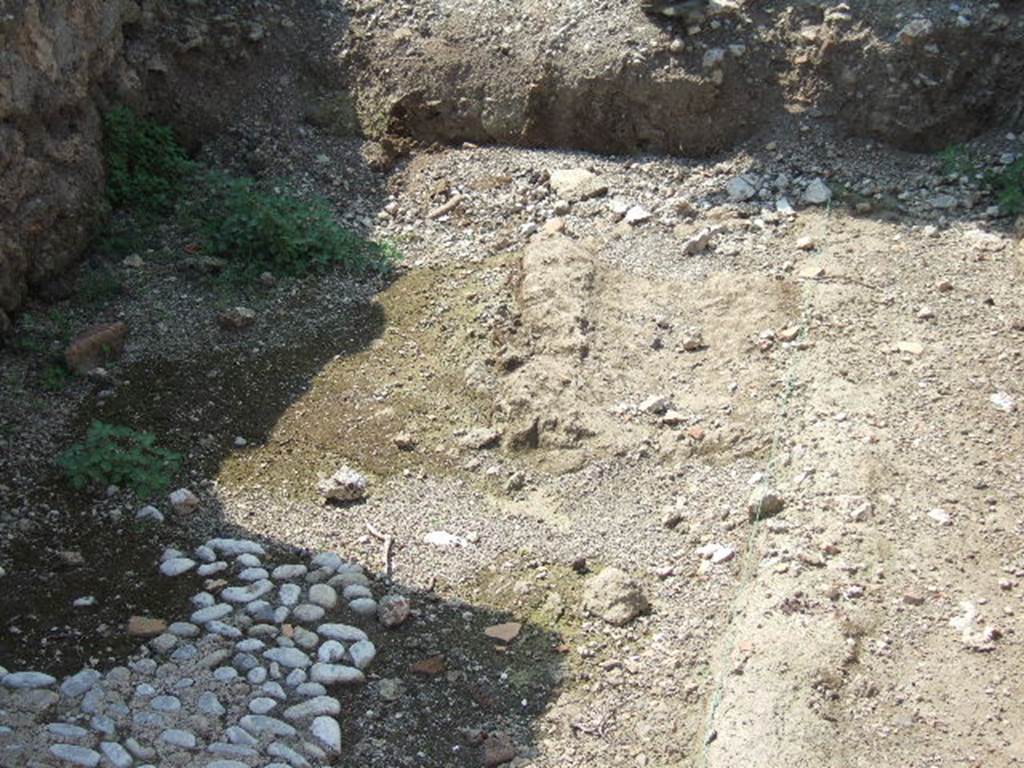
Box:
<box><xmin>0</xmin><ymin>0</ymin><xmax>131</xmax><ymax>330</ymax></box>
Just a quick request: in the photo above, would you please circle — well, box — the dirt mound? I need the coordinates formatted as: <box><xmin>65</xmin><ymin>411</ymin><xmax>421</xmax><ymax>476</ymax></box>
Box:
<box><xmin>343</xmin><ymin>0</ymin><xmax>1024</xmax><ymax>157</ymax></box>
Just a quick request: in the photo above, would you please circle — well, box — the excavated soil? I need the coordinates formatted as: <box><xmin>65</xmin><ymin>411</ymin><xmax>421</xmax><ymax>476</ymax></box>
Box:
<box><xmin>2</xmin><ymin>1</ymin><xmax>1024</xmax><ymax>767</ymax></box>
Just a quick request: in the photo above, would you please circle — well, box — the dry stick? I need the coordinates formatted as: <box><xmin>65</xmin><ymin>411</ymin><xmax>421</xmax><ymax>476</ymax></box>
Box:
<box><xmin>364</xmin><ymin>520</ymin><xmax>395</xmax><ymax>579</ymax></box>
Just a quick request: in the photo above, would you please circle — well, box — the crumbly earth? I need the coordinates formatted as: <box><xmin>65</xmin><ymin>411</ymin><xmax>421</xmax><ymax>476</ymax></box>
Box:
<box><xmin>2</xmin><ymin>1</ymin><xmax>1024</xmax><ymax>767</ymax></box>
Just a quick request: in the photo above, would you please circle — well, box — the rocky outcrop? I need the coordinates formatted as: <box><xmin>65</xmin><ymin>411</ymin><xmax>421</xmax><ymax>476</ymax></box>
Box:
<box><xmin>0</xmin><ymin>1</ymin><xmax>132</xmax><ymax>328</ymax></box>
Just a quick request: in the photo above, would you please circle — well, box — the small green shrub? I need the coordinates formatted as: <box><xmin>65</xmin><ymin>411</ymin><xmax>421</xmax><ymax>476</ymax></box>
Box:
<box><xmin>41</xmin><ymin>363</ymin><xmax>71</xmax><ymax>392</ymax></box>
<box><xmin>989</xmin><ymin>158</ymin><xmax>1024</xmax><ymax>215</ymax></box>
<box><xmin>78</xmin><ymin>265</ymin><xmax>124</xmax><ymax>304</ymax></box>
<box><xmin>939</xmin><ymin>144</ymin><xmax>976</xmax><ymax>177</ymax></box>
<box><xmin>103</xmin><ymin>107</ymin><xmax>193</xmax><ymax>213</ymax></box>
<box><xmin>58</xmin><ymin>421</ymin><xmax>181</xmax><ymax>497</ymax></box>
<box><xmin>192</xmin><ymin>173</ymin><xmax>398</xmax><ymax>279</ymax></box>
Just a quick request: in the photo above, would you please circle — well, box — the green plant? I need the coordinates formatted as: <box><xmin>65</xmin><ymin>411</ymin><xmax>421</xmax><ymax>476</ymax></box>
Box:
<box><xmin>57</xmin><ymin>421</ymin><xmax>182</xmax><ymax>497</ymax></box>
<box><xmin>191</xmin><ymin>172</ymin><xmax>398</xmax><ymax>279</ymax></box>
<box><xmin>40</xmin><ymin>363</ymin><xmax>71</xmax><ymax>392</ymax></box>
<box><xmin>988</xmin><ymin>158</ymin><xmax>1024</xmax><ymax>215</ymax></box>
<box><xmin>78</xmin><ymin>265</ymin><xmax>124</xmax><ymax>304</ymax></box>
<box><xmin>103</xmin><ymin>106</ymin><xmax>193</xmax><ymax>213</ymax></box>
<box><xmin>939</xmin><ymin>144</ymin><xmax>977</xmax><ymax>177</ymax></box>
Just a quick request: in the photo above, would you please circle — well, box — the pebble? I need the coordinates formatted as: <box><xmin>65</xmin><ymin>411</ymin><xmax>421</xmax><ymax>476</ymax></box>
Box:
<box><xmin>191</xmin><ymin>603</ymin><xmax>233</xmax><ymax>624</ymax></box>
<box><xmin>310</xmin><ymin>716</ymin><xmax>342</xmax><ymax>754</ymax></box>
<box><xmin>159</xmin><ymin>558</ymin><xmax>196</xmax><ymax>577</ymax></box>
<box><xmin>291</xmin><ymin>604</ymin><xmax>325</xmax><ymax>623</ymax></box>
<box><xmin>279</xmin><ymin>584</ymin><xmax>301</xmax><ymax>606</ymax></box>
<box><xmin>317</xmin><ymin>623</ymin><xmax>367</xmax><ymax>642</ymax></box>
<box><xmin>135</xmin><ymin>506</ymin><xmax>164</xmax><ymax>523</ymax></box>
<box><xmin>60</xmin><ymin>669</ymin><xmax>101</xmax><ymax>698</ymax></box>
<box><xmin>198</xmin><ymin>691</ymin><xmax>225</xmax><ymax>716</ymax></box>
<box><xmin>309</xmin><ymin>663</ymin><xmax>365</xmax><ymax>686</ymax></box>
<box><xmin>264</xmin><ymin>648</ymin><xmax>311</xmax><ymax>669</ymax></box>
<box><xmin>266</xmin><ymin>741</ymin><xmax>310</xmax><ymax>767</ymax></box>
<box><xmin>100</xmin><ymin>741</ymin><xmax>133</xmax><ymax>768</ymax></box>
<box><xmin>348</xmin><ymin>597</ymin><xmax>378</xmax><ymax>616</ymax></box>
<box><xmin>207</xmin><ymin>539</ymin><xmax>265</xmax><ymax>557</ymax></box>
<box><xmin>160</xmin><ymin>728</ymin><xmax>197</xmax><ymax>749</ymax></box>
<box><xmin>221</xmin><ymin>581</ymin><xmax>273</xmax><ymax>604</ymax></box>
<box><xmin>377</xmin><ymin>595</ymin><xmax>410</xmax><ymax>627</ymax></box>
<box><xmin>283</xmin><ymin>695</ymin><xmax>341</xmax><ymax>721</ymax></box>
<box><xmin>802</xmin><ymin>178</ymin><xmax>832</xmax><ymax>205</ymax></box>
<box><xmin>249</xmin><ymin>696</ymin><xmax>279</xmax><ymax>714</ymax></box>
<box><xmin>318</xmin><ymin>640</ymin><xmax>347</xmax><ymax>663</ymax></box>
<box><xmin>49</xmin><ymin>744</ymin><xmax>101</xmax><ymax>767</ymax></box>
<box><xmin>272</xmin><ymin>564</ymin><xmax>308</xmax><ymax>581</ymax></box>
<box><xmin>3</xmin><ymin>671</ymin><xmax>56</xmax><ymax>689</ymax></box>
<box><xmin>349</xmin><ymin>639</ymin><xmax>377</xmax><ymax>670</ymax></box>
<box><xmin>168</xmin><ymin>488</ymin><xmax>200</xmax><ymax>514</ymax></box>
<box><xmin>239</xmin><ymin>715</ymin><xmax>296</xmax><ymax>738</ymax></box>
<box><xmin>307</xmin><ymin>584</ymin><xmax>337</xmax><ymax>608</ymax></box>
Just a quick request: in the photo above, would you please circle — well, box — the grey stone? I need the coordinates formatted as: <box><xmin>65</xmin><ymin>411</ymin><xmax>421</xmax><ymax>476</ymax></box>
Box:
<box><xmin>349</xmin><ymin>639</ymin><xmax>377</xmax><ymax>670</ymax></box>
<box><xmin>348</xmin><ymin>598</ymin><xmax>378</xmax><ymax>616</ymax></box>
<box><xmin>272</xmin><ymin>564</ymin><xmax>308</xmax><ymax>581</ymax></box>
<box><xmin>317</xmin><ymin>624</ymin><xmax>367</xmax><ymax>642</ymax></box>
<box><xmin>60</xmin><ymin>669</ymin><xmax>100</xmax><ymax>698</ymax></box>
<box><xmin>3</xmin><ymin>671</ymin><xmax>56</xmax><ymax>689</ymax></box>
<box><xmin>48</xmin><ymin>745</ymin><xmax>100</xmax><ymax>767</ymax></box>
<box><xmin>221</xmin><ymin>580</ymin><xmax>273</xmax><ymax>604</ymax></box>
<box><xmin>239</xmin><ymin>715</ymin><xmax>296</xmax><ymax>738</ymax></box>
<box><xmin>309</xmin><ymin>664</ymin><xmax>364</xmax><ymax>686</ymax></box>
<box><xmin>206</xmin><ymin>538</ymin><xmax>265</xmax><ymax>557</ymax></box>
<box><xmin>317</xmin><ymin>640</ymin><xmax>346</xmax><ymax>663</ymax></box>
<box><xmin>267</xmin><ymin>741</ymin><xmax>310</xmax><ymax>767</ymax></box>
<box><xmin>263</xmin><ymin>648</ymin><xmax>310</xmax><ymax>669</ymax></box>
<box><xmin>99</xmin><ymin>742</ymin><xmax>133</xmax><ymax>768</ymax></box>
<box><xmin>159</xmin><ymin>728</ymin><xmax>197</xmax><ymax>749</ymax></box>
<box><xmin>311</xmin><ymin>716</ymin><xmax>342</xmax><ymax>754</ymax></box>
<box><xmin>197</xmin><ymin>691</ymin><xmax>225</xmax><ymax>716</ymax></box>
<box><xmin>307</xmin><ymin>584</ymin><xmax>337</xmax><ymax>609</ymax></box>
<box><xmin>582</xmin><ymin>567</ymin><xmax>649</xmax><ymax>626</ymax></box>
<box><xmin>278</xmin><ymin>584</ymin><xmax>301</xmax><ymax>606</ymax></box>
<box><xmin>159</xmin><ymin>558</ymin><xmax>196</xmax><ymax>577</ymax></box>
<box><xmin>283</xmin><ymin>696</ymin><xmax>340</xmax><ymax>721</ymax></box>
<box><xmin>290</xmin><ymin>604</ymin><xmax>325</xmax><ymax>623</ymax></box>
<box><xmin>248</xmin><ymin>696</ymin><xmax>278</xmax><ymax>714</ymax></box>
<box><xmin>191</xmin><ymin>604</ymin><xmax>232</xmax><ymax>624</ymax></box>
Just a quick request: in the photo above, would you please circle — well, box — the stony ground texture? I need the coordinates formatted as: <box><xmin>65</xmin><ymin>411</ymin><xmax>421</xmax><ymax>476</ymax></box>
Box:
<box><xmin>2</xmin><ymin>1</ymin><xmax>1024</xmax><ymax>767</ymax></box>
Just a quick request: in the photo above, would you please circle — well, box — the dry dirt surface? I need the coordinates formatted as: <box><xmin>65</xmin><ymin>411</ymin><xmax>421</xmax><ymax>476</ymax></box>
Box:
<box><xmin>1</xmin><ymin>1</ymin><xmax>1024</xmax><ymax>768</ymax></box>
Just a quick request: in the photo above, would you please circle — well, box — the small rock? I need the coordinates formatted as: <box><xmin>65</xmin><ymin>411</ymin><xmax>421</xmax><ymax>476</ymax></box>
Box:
<box><xmin>802</xmin><ymin>179</ymin><xmax>832</xmax><ymax>206</ymax></box>
<box><xmin>725</xmin><ymin>176</ymin><xmax>757</xmax><ymax>202</ymax></box>
<box><xmin>168</xmin><ymin>488</ymin><xmax>200</xmax><ymax>514</ymax></box>
<box><xmin>317</xmin><ymin>466</ymin><xmax>367</xmax><ymax>503</ymax></box>
<box><xmin>549</xmin><ymin>168</ymin><xmax>608</xmax><ymax>201</ymax></box>
<box><xmin>747</xmin><ymin>487</ymin><xmax>785</xmax><ymax>521</ymax></box>
<box><xmin>218</xmin><ymin>307</ymin><xmax>256</xmax><ymax>331</ymax></box>
<box><xmin>377</xmin><ymin>595</ymin><xmax>410</xmax><ymax>628</ymax></box>
<box><xmin>127</xmin><ymin>616</ymin><xmax>168</xmax><ymax>637</ymax></box>
<box><xmin>581</xmin><ymin>568</ymin><xmax>648</xmax><ymax>626</ymax></box>
<box><xmin>48</xmin><ymin>745</ymin><xmax>101</xmax><ymax>767</ymax></box>
<box><xmin>483</xmin><ymin>732</ymin><xmax>517</xmax><ymax>767</ymax></box>
<box><xmin>135</xmin><ymin>506</ymin><xmax>164</xmax><ymax>523</ymax></box>
<box><xmin>159</xmin><ymin>558</ymin><xmax>195</xmax><ymax>577</ymax></box>
<box><xmin>484</xmin><ymin>622</ymin><xmax>522</xmax><ymax>643</ymax></box>
<box><xmin>310</xmin><ymin>716</ymin><xmax>342</xmax><ymax>754</ymax></box>
<box><xmin>65</xmin><ymin>323</ymin><xmax>128</xmax><ymax>375</ymax></box>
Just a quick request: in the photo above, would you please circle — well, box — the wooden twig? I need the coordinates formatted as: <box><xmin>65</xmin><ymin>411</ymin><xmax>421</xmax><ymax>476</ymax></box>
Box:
<box><xmin>364</xmin><ymin>520</ymin><xmax>395</xmax><ymax>579</ymax></box>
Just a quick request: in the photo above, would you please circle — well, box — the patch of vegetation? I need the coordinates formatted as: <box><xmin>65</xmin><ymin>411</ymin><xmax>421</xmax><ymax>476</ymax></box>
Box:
<box><xmin>989</xmin><ymin>158</ymin><xmax>1024</xmax><ymax>215</ymax></box>
<box><xmin>40</xmin><ymin>364</ymin><xmax>71</xmax><ymax>392</ymax></box>
<box><xmin>78</xmin><ymin>265</ymin><xmax>124</xmax><ymax>305</ymax></box>
<box><xmin>57</xmin><ymin>421</ymin><xmax>182</xmax><ymax>498</ymax></box>
<box><xmin>939</xmin><ymin>144</ymin><xmax>977</xmax><ymax>177</ymax></box>
<box><xmin>191</xmin><ymin>172</ymin><xmax>398</xmax><ymax>280</ymax></box>
<box><xmin>939</xmin><ymin>144</ymin><xmax>1024</xmax><ymax>215</ymax></box>
<box><xmin>100</xmin><ymin>107</ymin><xmax>398</xmax><ymax>281</ymax></box>
<box><xmin>103</xmin><ymin>106</ymin><xmax>194</xmax><ymax>213</ymax></box>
